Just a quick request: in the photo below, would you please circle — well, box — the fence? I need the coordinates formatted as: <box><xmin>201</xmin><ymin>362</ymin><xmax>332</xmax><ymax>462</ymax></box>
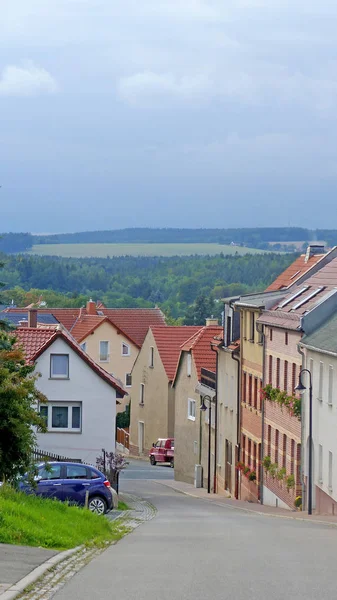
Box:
<box><xmin>32</xmin><ymin>448</ymin><xmax>82</xmax><ymax>463</ymax></box>
<box><xmin>116</xmin><ymin>427</ymin><xmax>130</xmax><ymax>450</ymax></box>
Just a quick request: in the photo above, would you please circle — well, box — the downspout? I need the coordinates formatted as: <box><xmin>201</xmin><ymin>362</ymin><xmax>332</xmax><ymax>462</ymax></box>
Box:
<box><xmin>231</xmin><ymin>351</ymin><xmax>240</xmax><ymax>500</ymax></box>
<box><xmin>211</xmin><ymin>343</ymin><xmax>219</xmax><ymax>493</ymax></box>
<box><xmin>297</xmin><ymin>341</ymin><xmax>306</xmax><ymax>512</ymax></box>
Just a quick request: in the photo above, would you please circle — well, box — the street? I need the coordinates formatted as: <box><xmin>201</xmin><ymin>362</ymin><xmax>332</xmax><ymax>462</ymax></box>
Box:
<box><xmin>53</xmin><ymin>460</ymin><xmax>337</xmax><ymax>600</ymax></box>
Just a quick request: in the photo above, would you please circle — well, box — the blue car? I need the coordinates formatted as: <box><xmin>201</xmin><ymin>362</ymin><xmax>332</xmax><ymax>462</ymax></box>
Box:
<box><xmin>19</xmin><ymin>462</ymin><xmax>113</xmax><ymax>515</ymax></box>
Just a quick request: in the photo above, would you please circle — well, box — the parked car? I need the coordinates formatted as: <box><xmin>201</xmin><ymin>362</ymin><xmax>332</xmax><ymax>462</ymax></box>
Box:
<box><xmin>19</xmin><ymin>462</ymin><xmax>113</xmax><ymax>515</ymax></box>
<box><xmin>149</xmin><ymin>438</ymin><xmax>174</xmax><ymax>467</ymax></box>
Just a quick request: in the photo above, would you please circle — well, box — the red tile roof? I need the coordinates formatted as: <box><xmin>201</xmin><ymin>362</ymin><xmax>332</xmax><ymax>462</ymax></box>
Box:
<box><xmin>266</xmin><ymin>252</ymin><xmax>326</xmax><ymax>292</ymax></box>
<box><xmin>177</xmin><ymin>325</ymin><xmax>223</xmax><ymax>381</ymax></box>
<box><xmin>5</xmin><ymin>307</ymin><xmax>166</xmax><ymax>348</ymax></box>
<box><xmin>70</xmin><ymin>315</ymin><xmax>109</xmax><ymax>343</ymax></box>
<box><xmin>14</xmin><ymin>326</ymin><xmax>126</xmax><ymax>396</ymax></box>
<box><xmin>151</xmin><ymin>326</ymin><xmax>202</xmax><ymax>381</ymax></box>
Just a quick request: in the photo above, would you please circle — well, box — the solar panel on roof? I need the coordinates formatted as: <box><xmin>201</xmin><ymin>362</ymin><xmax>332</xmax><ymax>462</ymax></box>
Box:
<box><xmin>291</xmin><ymin>287</ymin><xmax>325</xmax><ymax>310</ymax></box>
<box><xmin>277</xmin><ymin>286</ymin><xmax>309</xmax><ymax>309</ymax></box>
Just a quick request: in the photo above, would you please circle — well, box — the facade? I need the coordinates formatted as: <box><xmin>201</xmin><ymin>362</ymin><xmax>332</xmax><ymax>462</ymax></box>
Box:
<box><xmin>15</xmin><ymin>325</ymin><xmax>125</xmax><ymax>465</ymax></box>
<box><xmin>129</xmin><ymin>326</ymin><xmax>200</xmax><ymax>456</ymax></box>
<box><xmin>300</xmin><ymin>314</ymin><xmax>337</xmax><ymax>515</ymax></box>
<box><xmin>173</xmin><ymin>324</ymin><xmax>222</xmax><ymax>488</ymax></box>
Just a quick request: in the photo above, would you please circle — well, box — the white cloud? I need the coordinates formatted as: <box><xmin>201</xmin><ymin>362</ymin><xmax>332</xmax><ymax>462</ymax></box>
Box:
<box><xmin>0</xmin><ymin>62</ymin><xmax>58</xmax><ymax>97</ymax></box>
<box><xmin>117</xmin><ymin>71</ymin><xmax>211</xmax><ymax>104</ymax></box>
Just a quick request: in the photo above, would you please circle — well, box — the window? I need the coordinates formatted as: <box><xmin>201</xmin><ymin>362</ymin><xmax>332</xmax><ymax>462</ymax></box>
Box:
<box><xmin>282</xmin><ymin>434</ymin><xmax>287</xmax><ymax>469</ymax></box>
<box><xmin>253</xmin><ymin>377</ymin><xmax>258</xmax><ymax>409</ymax></box>
<box><xmin>268</xmin><ymin>355</ymin><xmax>273</xmax><ymax>385</ymax></box>
<box><xmin>242</xmin><ymin>435</ymin><xmax>246</xmax><ymax>463</ymax></box>
<box><xmin>248</xmin><ymin>374</ymin><xmax>252</xmax><ymax>406</ymax></box>
<box><xmin>188</xmin><ymin>398</ymin><xmax>196</xmax><ymax>421</ymax></box>
<box><xmin>99</xmin><ymin>341</ymin><xmax>109</xmax><ymax>362</ymax></box>
<box><xmin>318</xmin><ymin>361</ymin><xmax>324</xmax><ymax>401</ymax></box>
<box><xmin>122</xmin><ymin>343</ymin><xmax>130</xmax><ymax>356</ymax></box>
<box><xmin>285</xmin><ymin>331</ymin><xmax>288</xmax><ymax>346</ymax></box>
<box><xmin>48</xmin><ymin>403</ymin><xmax>82</xmax><ymax>431</ymax></box>
<box><xmin>267</xmin><ymin>425</ymin><xmax>271</xmax><ymax>457</ymax></box>
<box><xmin>187</xmin><ymin>353</ymin><xmax>192</xmax><ymax>377</ymax></box>
<box><xmin>50</xmin><ymin>354</ymin><xmax>69</xmax><ymax>379</ymax></box>
<box><xmin>149</xmin><ymin>346</ymin><xmax>154</xmax><ymax>368</ymax></box>
<box><xmin>65</xmin><ymin>465</ymin><xmax>88</xmax><ymax>479</ymax></box>
<box><xmin>292</xmin><ymin>363</ymin><xmax>297</xmax><ymax>393</ymax></box>
<box><xmin>253</xmin><ymin>443</ymin><xmax>257</xmax><ymax>470</ymax></box>
<box><xmin>40</xmin><ymin>405</ymin><xmax>48</xmax><ymax>426</ymax></box>
<box><xmin>250</xmin><ymin>312</ymin><xmax>255</xmax><ymax>342</ymax></box>
<box><xmin>275</xmin><ymin>429</ymin><xmax>279</xmax><ymax>465</ymax></box>
<box><xmin>248</xmin><ymin>439</ymin><xmax>251</xmax><ymax>467</ymax></box>
<box><xmin>80</xmin><ymin>342</ymin><xmax>87</xmax><ymax>352</ymax></box>
<box><xmin>284</xmin><ymin>360</ymin><xmax>288</xmax><ymax>392</ymax></box>
<box><xmin>139</xmin><ymin>383</ymin><xmax>145</xmax><ymax>405</ymax></box>
<box><xmin>125</xmin><ymin>373</ymin><xmax>132</xmax><ymax>387</ymax></box>
<box><xmin>38</xmin><ymin>464</ymin><xmax>61</xmax><ymax>480</ymax></box>
<box><xmin>328</xmin><ymin>365</ymin><xmax>333</xmax><ymax>406</ymax></box>
<box><xmin>276</xmin><ymin>358</ymin><xmax>280</xmax><ymax>388</ymax></box>
<box><xmin>318</xmin><ymin>444</ymin><xmax>323</xmax><ymax>483</ymax></box>
<box><xmin>290</xmin><ymin>439</ymin><xmax>295</xmax><ymax>475</ymax></box>
<box><xmin>242</xmin><ymin>372</ymin><xmax>247</xmax><ymax>403</ymax></box>
<box><xmin>329</xmin><ymin>452</ymin><xmax>333</xmax><ymax>490</ymax></box>
<box><xmin>270</xmin><ymin>328</ymin><xmax>273</xmax><ymax>341</ymax></box>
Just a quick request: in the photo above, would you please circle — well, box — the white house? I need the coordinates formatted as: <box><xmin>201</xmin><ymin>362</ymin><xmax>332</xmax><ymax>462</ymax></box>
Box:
<box><xmin>300</xmin><ymin>313</ymin><xmax>337</xmax><ymax>515</ymax></box>
<box><xmin>15</xmin><ymin>325</ymin><xmax>126</xmax><ymax>465</ymax></box>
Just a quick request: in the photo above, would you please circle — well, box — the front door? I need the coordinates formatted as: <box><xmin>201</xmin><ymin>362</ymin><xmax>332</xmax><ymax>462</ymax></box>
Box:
<box><xmin>138</xmin><ymin>421</ymin><xmax>145</xmax><ymax>454</ymax></box>
<box><xmin>225</xmin><ymin>439</ymin><xmax>232</xmax><ymax>493</ymax></box>
<box><xmin>36</xmin><ymin>463</ymin><xmax>63</xmax><ymax>500</ymax></box>
<box><xmin>63</xmin><ymin>464</ymin><xmax>92</xmax><ymax>506</ymax></box>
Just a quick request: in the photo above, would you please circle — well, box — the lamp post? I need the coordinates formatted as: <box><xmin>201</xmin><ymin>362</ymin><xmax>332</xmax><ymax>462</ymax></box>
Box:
<box><xmin>295</xmin><ymin>368</ymin><xmax>313</xmax><ymax>515</ymax></box>
<box><xmin>200</xmin><ymin>394</ymin><xmax>212</xmax><ymax>494</ymax></box>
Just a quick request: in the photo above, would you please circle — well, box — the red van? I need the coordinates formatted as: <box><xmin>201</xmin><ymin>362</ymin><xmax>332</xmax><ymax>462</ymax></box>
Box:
<box><xmin>149</xmin><ymin>438</ymin><xmax>174</xmax><ymax>467</ymax></box>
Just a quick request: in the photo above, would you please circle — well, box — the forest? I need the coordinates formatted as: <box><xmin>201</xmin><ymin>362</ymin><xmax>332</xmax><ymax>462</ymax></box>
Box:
<box><xmin>0</xmin><ymin>252</ymin><xmax>294</xmax><ymax>323</ymax></box>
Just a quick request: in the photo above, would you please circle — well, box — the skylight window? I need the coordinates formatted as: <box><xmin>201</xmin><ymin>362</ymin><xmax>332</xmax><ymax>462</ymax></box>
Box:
<box><xmin>291</xmin><ymin>287</ymin><xmax>325</xmax><ymax>310</ymax></box>
<box><xmin>277</xmin><ymin>286</ymin><xmax>309</xmax><ymax>309</ymax></box>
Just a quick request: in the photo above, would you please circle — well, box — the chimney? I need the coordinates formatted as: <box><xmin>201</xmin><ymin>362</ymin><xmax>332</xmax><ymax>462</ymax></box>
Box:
<box><xmin>205</xmin><ymin>316</ymin><xmax>219</xmax><ymax>327</ymax></box>
<box><xmin>86</xmin><ymin>299</ymin><xmax>97</xmax><ymax>315</ymax></box>
<box><xmin>18</xmin><ymin>319</ymin><xmax>28</xmax><ymax>328</ymax></box>
<box><xmin>28</xmin><ymin>308</ymin><xmax>38</xmax><ymax>328</ymax></box>
<box><xmin>305</xmin><ymin>244</ymin><xmax>325</xmax><ymax>263</ymax></box>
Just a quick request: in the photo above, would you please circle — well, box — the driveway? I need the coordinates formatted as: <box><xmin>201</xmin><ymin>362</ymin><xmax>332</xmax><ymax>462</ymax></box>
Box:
<box><xmin>51</xmin><ymin>460</ymin><xmax>337</xmax><ymax>600</ymax></box>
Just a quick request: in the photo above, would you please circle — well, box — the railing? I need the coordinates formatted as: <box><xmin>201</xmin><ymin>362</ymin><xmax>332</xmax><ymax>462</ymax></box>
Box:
<box><xmin>200</xmin><ymin>368</ymin><xmax>216</xmax><ymax>390</ymax></box>
<box><xmin>32</xmin><ymin>449</ymin><xmax>82</xmax><ymax>463</ymax></box>
<box><xmin>116</xmin><ymin>427</ymin><xmax>130</xmax><ymax>450</ymax></box>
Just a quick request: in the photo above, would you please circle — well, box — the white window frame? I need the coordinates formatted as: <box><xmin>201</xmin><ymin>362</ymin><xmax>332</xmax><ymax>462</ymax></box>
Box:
<box><xmin>149</xmin><ymin>346</ymin><xmax>154</xmax><ymax>368</ymax></box>
<box><xmin>125</xmin><ymin>373</ymin><xmax>132</xmax><ymax>388</ymax></box>
<box><xmin>187</xmin><ymin>353</ymin><xmax>192</xmax><ymax>377</ymax></box>
<box><xmin>140</xmin><ymin>383</ymin><xmax>145</xmax><ymax>405</ymax></box>
<box><xmin>122</xmin><ymin>342</ymin><xmax>130</xmax><ymax>357</ymax></box>
<box><xmin>188</xmin><ymin>398</ymin><xmax>196</xmax><ymax>421</ymax></box>
<box><xmin>99</xmin><ymin>341</ymin><xmax>109</xmax><ymax>362</ymax></box>
<box><xmin>41</xmin><ymin>402</ymin><xmax>82</xmax><ymax>433</ymax></box>
<box><xmin>50</xmin><ymin>354</ymin><xmax>69</xmax><ymax>379</ymax></box>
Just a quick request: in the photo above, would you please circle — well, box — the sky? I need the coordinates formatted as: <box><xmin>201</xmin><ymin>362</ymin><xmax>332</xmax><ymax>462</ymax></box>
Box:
<box><xmin>1</xmin><ymin>0</ymin><xmax>337</xmax><ymax>233</ymax></box>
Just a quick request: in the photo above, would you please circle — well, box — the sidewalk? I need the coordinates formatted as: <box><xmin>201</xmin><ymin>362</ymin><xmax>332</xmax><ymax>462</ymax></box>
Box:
<box><xmin>155</xmin><ymin>479</ymin><xmax>337</xmax><ymax>526</ymax></box>
<box><xmin>0</xmin><ymin>544</ymin><xmax>57</xmax><ymax>596</ymax></box>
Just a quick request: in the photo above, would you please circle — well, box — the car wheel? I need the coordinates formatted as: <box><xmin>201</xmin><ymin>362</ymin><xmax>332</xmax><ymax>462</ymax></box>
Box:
<box><xmin>150</xmin><ymin>455</ymin><xmax>156</xmax><ymax>466</ymax></box>
<box><xmin>88</xmin><ymin>496</ymin><xmax>107</xmax><ymax>515</ymax></box>
<box><xmin>170</xmin><ymin>460</ymin><xmax>174</xmax><ymax>468</ymax></box>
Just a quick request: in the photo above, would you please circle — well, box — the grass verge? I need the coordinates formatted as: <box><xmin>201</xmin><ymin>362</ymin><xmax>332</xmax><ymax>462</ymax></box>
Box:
<box><xmin>117</xmin><ymin>501</ymin><xmax>130</xmax><ymax>511</ymax></box>
<box><xmin>0</xmin><ymin>485</ymin><xmax>130</xmax><ymax>550</ymax></box>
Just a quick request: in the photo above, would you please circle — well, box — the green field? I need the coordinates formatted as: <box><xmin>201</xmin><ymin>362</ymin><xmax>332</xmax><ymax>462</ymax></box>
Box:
<box><xmin>29</xmin><ymin>243</ymin><xmax>267</xmax><ymax>258</ymax></box>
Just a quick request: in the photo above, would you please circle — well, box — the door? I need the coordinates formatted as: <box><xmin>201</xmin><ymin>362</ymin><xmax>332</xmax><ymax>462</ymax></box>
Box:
<box><xmin>225</xmin><ymin>439</ymin><xmax>232</xmax><ymax>493</ymax></box>
<box><xmin>36</xmin><ymin>463</ymin><xmax>64</xmax><ymax>500</ymax></box>
<box><xmin>157</xmin><ymin>440</ymin><xmax>166</xmax><ymax>462</ymax></box>
<box><xmin>138</xmin><ymin>421</ymin><xmax>145</xmax><ymax>454</ymax></box>
<box><xmin>63</xmin><ymin>464</ymin><xmax>92</xmax><ymax>506</ymax></box>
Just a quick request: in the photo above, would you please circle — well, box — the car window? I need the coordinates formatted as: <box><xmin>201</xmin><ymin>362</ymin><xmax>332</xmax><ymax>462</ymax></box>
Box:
<box><xmin>38</xmin><ymin>464</ymin><xmax>62</xmax><ymax>480</ymax></box>
<box><xmin>89</xmin><ymin>468</ymin><xmax>101</xmax><ymax>479</ymax></box>
<box><xmin>160</xmin><ymin>440</ymin><xmax>165</xmax><ymax>448</ymax></box>
<box><xmin>65</xmin><ymin>465</ymin><xmax>88</xmax><ymax>479</ymax></box>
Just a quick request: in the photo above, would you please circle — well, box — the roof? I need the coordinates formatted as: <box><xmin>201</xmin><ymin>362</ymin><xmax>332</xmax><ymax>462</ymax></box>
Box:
<box><xmin>266</xmin><ymin>251</ymin><xmax>326</xmax><ymax>292</ymax></box>
<box><xmin>176</xmin><ymin>325</ymin><xmax>223</xmax><ymax>382</ymax></box>
<box><xmin>0</xmin><ymin>312</ymin><xmax>59</xmax><ymax>326</ymax></box>
<box><xmin>70</xmin><ymin>315</ymin><xmax>110</xmax><ymax>343</ymax></box>
<box><xmin>14</xmin><ymin>326</ymin><xmax>126</xmax><ymax>397</ymax></box>
<box><xmin>151</xmin><ymin>326</ymin><xmax>202</xmax><ymax>381</ymax></box>
<box><xmin>4</xmin><ymin>306</ymin><xmax>166</xmax><ymax>348</ymax></box>
<box><xmin>301</xmin><ymin>313</ymin><xmax>337</xmax><ymax>356</ymax></box>
<box><xmin>257</xmin><ymin>310</ymin><xmax>301</xmax><ymax>331</ymax></box>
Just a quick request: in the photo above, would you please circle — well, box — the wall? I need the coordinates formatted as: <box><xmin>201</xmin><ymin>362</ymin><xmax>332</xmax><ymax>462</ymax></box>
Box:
<box><xmin>82</xmin><ymin>320</ymin><xmax>138</xmax><ymax>412</ymax></box>
<box><xmin>303</xmin><ymin>348</ymin><xmax>337</xmax><ymax>514</ymax></box>
<box><xmin>216</xmin><ymin>347</ymin><xmax>239</xmax><ymax>497</ymax></box>
<box><xmin>35</xmin><ymin>337</ymin><xmax>116</xmax><ymax>465</ymax></box>
<box><xmin>174</xmin><ymin>353</ymin><xmax>200</xmax><ymax>485</ymax></box>
<box><xmin>129</xmin><ymin>329</ymin><xmax>169</xmax><ymax>456</ymax></box>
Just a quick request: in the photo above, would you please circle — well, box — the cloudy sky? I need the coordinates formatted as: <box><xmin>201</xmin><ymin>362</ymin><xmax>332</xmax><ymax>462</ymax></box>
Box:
<box><xmin>1</xmin><ymin>0</ymin><xmax>337</xmax><ymax>233</ymax></box>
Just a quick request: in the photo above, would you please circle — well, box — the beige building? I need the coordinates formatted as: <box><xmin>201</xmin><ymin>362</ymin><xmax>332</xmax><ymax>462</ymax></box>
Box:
<box><xmin>173</xmin><ymin>324</ymin><xmax>222</xmax><ymax>488</ymax></box>
<box><xmin>129</xmin><ymin>326</ymin><xmax>201</xmax><ymax>456</ymax></box>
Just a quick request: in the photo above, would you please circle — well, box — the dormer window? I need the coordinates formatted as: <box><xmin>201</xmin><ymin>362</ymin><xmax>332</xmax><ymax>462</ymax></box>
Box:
<box><xmin>187</xmin><ymin>353</ymin><xmax>192</xmax><ymax>377</ymax></box>
<box><xmin>122</xmin><ymin>343</ymin><xmax>130</xmax><ymax>356</ymax></box>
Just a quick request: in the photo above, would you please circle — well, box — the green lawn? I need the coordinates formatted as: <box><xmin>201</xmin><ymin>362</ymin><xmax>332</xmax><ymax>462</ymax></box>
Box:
<box><xmin>28</xmin><ymin>243</ymin><xmax>266</xmax><ymax>258</ymax></box>
<box><xmin>0</xmin><ymin>485</ymin><xmax>129</xmax><ymax>550</ymax></box>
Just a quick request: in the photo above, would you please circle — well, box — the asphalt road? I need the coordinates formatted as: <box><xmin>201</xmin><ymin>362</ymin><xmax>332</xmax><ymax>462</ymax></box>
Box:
<box><xmin>53</xmin><ymin>460</ymin><xmax>337</xmax><ymax>600</ymax></box>
<box><xmin>120</xmin><ymin>457</ymin><xmax>174</xmax><ymax>482</ymax></box>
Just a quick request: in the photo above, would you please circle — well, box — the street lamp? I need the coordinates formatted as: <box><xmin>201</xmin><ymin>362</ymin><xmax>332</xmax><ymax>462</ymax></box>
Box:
<box><xmin>295</xmin><ymin>369</ymin><xmax>313</xmax><ymax>515</ymax></box>
<box><xmin>200</xmin><ymin>394</ymin><xmax>212</xmax><ymax>494</ymax></box>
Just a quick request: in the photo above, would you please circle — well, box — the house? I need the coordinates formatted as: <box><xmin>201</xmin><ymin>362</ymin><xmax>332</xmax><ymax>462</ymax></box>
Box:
<box><xmin>299</xmin><ymin>314</ymin><xmax>337</xmax><ymax>515</ymax></box>
<box><xmin>4</xmin><ymin>302</ymin><xmax>166</xmax><ymax>413</ymax></box>
<box><xmin>173</xmin><ymin>321</ymin><xmax>222</xmax><ymax>487</ymax></box>
<box><xmin>15</xmin><ymin>323</ymin><xmax>126</xmax><ymax>465</ymax></box>
<box><xmin>129</xmin><ymin>325</ymin><xmax>201</xmax><ymax>456</ymax></box>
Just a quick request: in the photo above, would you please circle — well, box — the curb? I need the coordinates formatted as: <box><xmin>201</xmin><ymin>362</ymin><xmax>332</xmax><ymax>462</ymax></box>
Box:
<box><xmin>0</xmin><ymin>546</ymin><xmax>83</xmax><ymax>600</ymax></box>
<box><xmin>154</xmin><ymin>481</ymin><xmax>337</xmax><ymax>528</ymax></box>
